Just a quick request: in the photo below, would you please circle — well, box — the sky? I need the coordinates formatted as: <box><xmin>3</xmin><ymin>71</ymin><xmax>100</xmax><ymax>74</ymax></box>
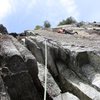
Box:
<box><xmin>0</xmin><ymin>0</ymin><xmax>100</xmax><ymax>33</ymax></box>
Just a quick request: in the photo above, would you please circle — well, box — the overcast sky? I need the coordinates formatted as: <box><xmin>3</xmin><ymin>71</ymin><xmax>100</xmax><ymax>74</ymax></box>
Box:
<box><xmin>0</xmin><ymin>0</ymin><xmax>100</xmax><ymax>33</ymax></box>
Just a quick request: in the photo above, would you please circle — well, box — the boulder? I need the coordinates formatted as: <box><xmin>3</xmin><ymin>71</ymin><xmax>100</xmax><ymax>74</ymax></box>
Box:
<box><xmin>9</xmin><ymin>33</ymin><xmax>18</xmax><ymax>38</ymax></box>
<box><xmin>0</xmin><ymin>24</ymin><xmax>8</xmax><ymax>34</ymax></box>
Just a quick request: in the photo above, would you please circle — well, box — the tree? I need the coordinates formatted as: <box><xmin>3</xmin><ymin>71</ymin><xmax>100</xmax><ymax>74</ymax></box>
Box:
<box><xmin>58</xmin><ymin>16</ymin><xmax>77</xmax><ymax>26</ymax></box>
<box><xmin>44</xmin><ymin>20</ymin><xmax>51</xmax><ymax>28</ymax></box>
<box><xmin>34</xmin><ymin>25</ymin><xmax>42</xmax><ymax>30</ymax></box>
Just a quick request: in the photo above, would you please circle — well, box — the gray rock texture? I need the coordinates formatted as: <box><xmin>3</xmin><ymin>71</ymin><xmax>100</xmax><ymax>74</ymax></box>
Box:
<box><xmin>0</xmin><ymin>24</ymin><xmax>8</xmax><ymax>34</ymax></box>
<box><xmin>37</xmin><ymin>62</ymin><xmax>61</xmax><ymax>97</ymax></box>
<box><xmin>25</xmin><ymin>30</ymin><xmax>100</xmax><ymax>100</ymax></box>
<box><xmin>1</xmin><ymin>27</ymin><xmax>100</xmax><ymax>100</ymax></box>
<box><xmin>54</xmin><ymin>92</ymin><xmax>80</xmax><ymax>100</ymax></box>
<box><xmin>0</xmin><ymin>35</ymin><xmax>52</xmax><ymax>100</ymax></box>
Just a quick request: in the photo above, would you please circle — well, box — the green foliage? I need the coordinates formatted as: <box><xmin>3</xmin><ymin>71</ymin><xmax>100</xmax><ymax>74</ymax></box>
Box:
<box><xmin>44</xmin><ymin>20</ymin><xmax>51</xmax><ymax>28</ymax></box>
<box><xmin>58</xmin><ymin>16</ymin><xmax>77</xmax><ymax>26</ymax></box>
<box><xmin>34</xmin><ymin>25</ymin><xmax>42</xmax><ymax>30</ymax></box>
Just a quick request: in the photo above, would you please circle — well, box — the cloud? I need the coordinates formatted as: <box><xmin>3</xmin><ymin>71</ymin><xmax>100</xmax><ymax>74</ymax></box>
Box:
<box><xmin>27</xmin><ymin>0</ymin><xmax>36</xmax><ymax>9</ymax></box>
<box><xmin>0</xmin><ymin>0</ymin><xmax>80</xmax><ymax>32</ymax></box>
<box><xmin>0</xmin><ymin>0</ymin><xmax>36</xmax><ymax>21</ymax></box>
<box><xmin>59</xmin><ymin>0</ymin><xmax>79</xmax><ymax>19</ymax></box>
<box><xmin>46</xmin><ymin>0</ymin><xmax>55</xmax><ymax>7</ymax></box>
<box><xmin>42</xmin><ymin>0</ymin><xmax>79</xmax><ymax>25</ymax></box>
<box><xmin>0</xmin><ymin>0</ymin><xmax>13</xmax><ymax>21</ymax></box>
<box><xmin>0</xmin><ymin>0</ymin><xmax>79</xmax><ymax>22</ymax></box>
<box><xmin>16</xmin><ymin>0</ymin><xmax>36</xmax><ymax>10</ymax></box>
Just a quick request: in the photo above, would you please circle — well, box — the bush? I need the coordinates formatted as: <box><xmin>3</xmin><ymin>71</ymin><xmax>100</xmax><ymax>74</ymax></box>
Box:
<box><xmin>58</xmin><ymin>16</ymin><xmax>77</xmax><ymax>26</ymax></box>
<box><xmin>34</xmin><ymin>25</ymin><xmax>42</xmax><ymax>30</ymax></box>
<box><xmin>44</xmin><ymin>20</ymin><xmax>51</xmax><ymax>28</ymax></box>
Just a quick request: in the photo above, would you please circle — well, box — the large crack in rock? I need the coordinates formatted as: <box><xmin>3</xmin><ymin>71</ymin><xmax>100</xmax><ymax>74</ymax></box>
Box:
<box><xmin>0</xmin><ymin>75</ymin><xmax>10</xmax><ymax>100</ymax></box>
<box><xmin>37</xmin><ymin>62</ymin><xmax>61</xmax><ymax>97</ymax></box>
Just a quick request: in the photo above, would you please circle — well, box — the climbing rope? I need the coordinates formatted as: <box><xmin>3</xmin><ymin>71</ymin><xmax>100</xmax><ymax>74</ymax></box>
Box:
<box><xmin>43</xmin><ymin>40</ymin><xmax>63</xmax><ymax>100</ymax></box>
<box><xmin>44</xmin><ymin>40</ymin><xmax>48</xmax><ymax>100</ymax></box>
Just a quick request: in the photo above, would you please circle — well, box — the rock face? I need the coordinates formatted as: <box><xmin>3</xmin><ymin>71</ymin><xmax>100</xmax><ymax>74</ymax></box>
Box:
<box><xmin>54</xmin><ymin>92</ymin><xmax>80</xmax><ymax>100</ymax></box>
<box><xmin>37</xmin><ymin>62</ymin><xmax>61</xmax><ymax>97</ymax></box>
<box><xmin>0</xmin><ymin>35</ymin><xmax>52</xmax><ymax>100</ymax></box>
<box><xmin>0</xmin><ymin>75</ymin><xmax>10</xmax><ymax>100</ymax></box>
<box><xmin>25</xmin><ymin>30</ymin><xmax>100</xmax><ymax>100</ymax></box>
<box><xmin>1</xmin><ymin>26</ymin><xmax>100</xmax><ymax>100</ymax></box>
